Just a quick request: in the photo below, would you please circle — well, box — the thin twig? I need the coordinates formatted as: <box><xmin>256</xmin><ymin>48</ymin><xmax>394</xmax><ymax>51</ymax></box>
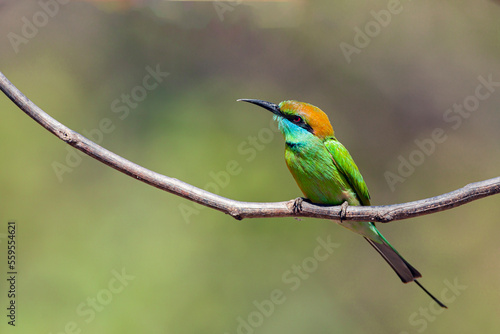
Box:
<box><xmin>1</xmin><ymin>71</ymin><xmax>499</xmax><ymax>222</ymax></box>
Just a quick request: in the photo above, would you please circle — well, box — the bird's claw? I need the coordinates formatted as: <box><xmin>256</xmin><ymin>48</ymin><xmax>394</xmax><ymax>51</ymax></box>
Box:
<box><xmin>292</xmin><ymin>197</ymin><xmax>304</xmax><ymax>214</ymax></box>
<box><xmin>339</xmin><ymin>201</ymin><xmax>349</xmax><ymax>223</ymax></box>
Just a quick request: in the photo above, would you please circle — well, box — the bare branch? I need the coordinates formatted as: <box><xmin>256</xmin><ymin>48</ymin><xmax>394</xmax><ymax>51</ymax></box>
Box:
<box><xmin>1</xmin><ymin>71</ymin><xmax>499</xmax><ymax>223</ymax></box>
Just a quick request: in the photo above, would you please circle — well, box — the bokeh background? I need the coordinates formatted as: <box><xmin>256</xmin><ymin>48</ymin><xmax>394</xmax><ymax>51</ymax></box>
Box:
<box><xmin>1</xmin><ymin>0</ymin><xmax>500</xmax><ymax>333</ymax></box>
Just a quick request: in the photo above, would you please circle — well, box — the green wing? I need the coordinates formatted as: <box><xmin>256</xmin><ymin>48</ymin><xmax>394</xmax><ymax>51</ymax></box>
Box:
<box><xmin>324</xmin><ymin>138</ymin><xmax>371</xmax><ymax>206</ymax></box>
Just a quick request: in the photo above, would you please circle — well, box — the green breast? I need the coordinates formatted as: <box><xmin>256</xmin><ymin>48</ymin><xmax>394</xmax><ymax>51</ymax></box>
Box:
<box><xmin>284</xmin><ymin>140</ymin><xmax>360</xmax><ymax>206</ymax></box>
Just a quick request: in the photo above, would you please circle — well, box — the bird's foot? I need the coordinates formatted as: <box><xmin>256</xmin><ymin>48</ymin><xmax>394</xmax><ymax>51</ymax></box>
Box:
<box><xmin>339</xmin><ymin>201</ymin><xmax>349</xmax><ymax>223</ymax></box>
<box><xmin>292</xmin><ymin>197</ymin><xmax>305</xmax><ymax>214</ymax></box>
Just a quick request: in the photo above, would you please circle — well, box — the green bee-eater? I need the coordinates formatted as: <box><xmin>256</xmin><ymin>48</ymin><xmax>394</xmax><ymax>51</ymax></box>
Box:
<box><xmin>239</xmin><ymin>99</ymin><xmax>446</xmax><ymax>308</ymax></box>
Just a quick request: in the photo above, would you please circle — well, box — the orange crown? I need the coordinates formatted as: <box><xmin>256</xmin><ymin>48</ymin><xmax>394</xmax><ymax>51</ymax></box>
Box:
<box><xmin>279</xmin><ymin>100</ymin><xmax>334</xmax><ymax>139</ymax></box>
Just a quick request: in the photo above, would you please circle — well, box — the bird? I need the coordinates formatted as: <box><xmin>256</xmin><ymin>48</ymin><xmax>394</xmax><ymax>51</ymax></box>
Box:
<box><xmin>238</xmin><ymin>98</ymin><xmax>447</xmax><ymax>308</ymax></box>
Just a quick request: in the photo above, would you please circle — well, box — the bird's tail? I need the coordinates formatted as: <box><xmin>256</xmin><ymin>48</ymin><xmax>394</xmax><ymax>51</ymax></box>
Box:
<box><xmin>364</xmin><ymin>236</ymin><xmax>420</xmax><ymax>283</ymax></box>
<box><xmin>364</xmin><ymin>235</ymin><xmax>447</xmax><ymax>308</ymax></box>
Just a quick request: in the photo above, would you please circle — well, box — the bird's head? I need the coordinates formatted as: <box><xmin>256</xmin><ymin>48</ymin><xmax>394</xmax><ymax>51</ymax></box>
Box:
<box><xmin>238</xmin><ymin>99</ymin><xmax>334</xmax><ymax>140</ymax></box>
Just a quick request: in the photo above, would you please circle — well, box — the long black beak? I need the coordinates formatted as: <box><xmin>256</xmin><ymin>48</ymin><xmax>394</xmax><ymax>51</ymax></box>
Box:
<box><xmin>237</xmin><ymin>99</ymin><xmax>282</xmax><ymax>116</ymax></box>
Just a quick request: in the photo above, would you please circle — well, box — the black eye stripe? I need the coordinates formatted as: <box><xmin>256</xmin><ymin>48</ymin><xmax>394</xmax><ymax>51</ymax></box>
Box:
<box><xmin>285</xmin><ymin>114</ymin><xmax>313</xmax><ymax>133</ymax></box>
<box><xmin>286</xmin><ymin>114</ymin><xmax>302</xmax><ymax>123</ymax></box>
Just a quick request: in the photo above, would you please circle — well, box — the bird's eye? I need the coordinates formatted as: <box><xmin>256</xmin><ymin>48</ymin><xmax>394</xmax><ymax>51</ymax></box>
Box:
<box><xmin>292</xmin><ymin>116</ymin><xmax>302</xmax><ymax>124</ymax></box>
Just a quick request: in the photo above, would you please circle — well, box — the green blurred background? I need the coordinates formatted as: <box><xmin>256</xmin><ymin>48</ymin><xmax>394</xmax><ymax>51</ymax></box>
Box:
<box><xmin>1</xmin><ymin>0</ymin><xmax>500</xmax><ymax>333</ymax></box>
